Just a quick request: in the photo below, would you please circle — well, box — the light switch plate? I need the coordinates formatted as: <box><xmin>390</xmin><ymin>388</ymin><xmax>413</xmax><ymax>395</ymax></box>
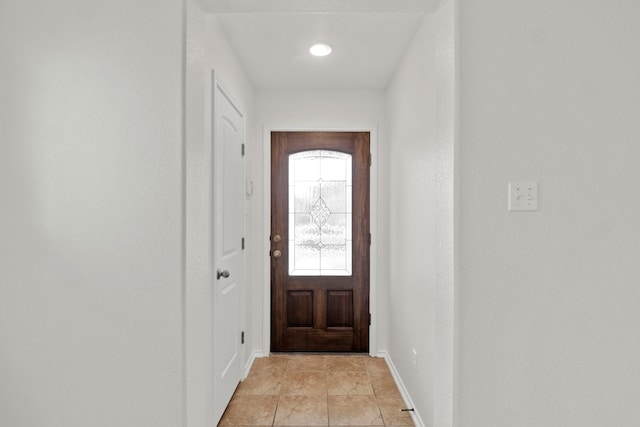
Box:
<box><xmin>508</xmin><ymin>182</ymin><xmax>538</xmax><ymax>211</ymax></box>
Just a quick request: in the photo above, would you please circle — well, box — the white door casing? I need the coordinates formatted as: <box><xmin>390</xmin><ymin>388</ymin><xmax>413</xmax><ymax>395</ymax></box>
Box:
<box><xmin>261</xmin><ymin>127</ymin><xmax>379</xmax><ymax>357</ymax></box>
<box><xmin>212</xmin><ymin>75</ymin><xmax>245</xmax><ymax>424</ymax></box>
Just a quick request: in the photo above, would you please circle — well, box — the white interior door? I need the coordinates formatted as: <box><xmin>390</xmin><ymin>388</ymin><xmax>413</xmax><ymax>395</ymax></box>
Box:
<box><xmin>212</xmin><ymin>76</ymin><xmax>245</xmax><ymax>424</ymax></box>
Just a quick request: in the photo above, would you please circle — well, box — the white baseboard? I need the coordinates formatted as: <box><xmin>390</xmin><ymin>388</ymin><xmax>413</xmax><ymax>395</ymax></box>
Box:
<box><xmin>377</xmin><ymin>351</ymin><xmax>425</xmax><ymax>427</ymax></box>
<box><xmin>243</xmin><ymin>349</ymin><xmax>265</xmax><ymax>379</ymax></box>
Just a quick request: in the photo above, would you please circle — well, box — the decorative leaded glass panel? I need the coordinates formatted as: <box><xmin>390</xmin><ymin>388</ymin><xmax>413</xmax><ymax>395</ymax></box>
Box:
<box><xmin>288</xmin><ymin>150</ymin><xmax>352</xmax><ymax>276</ymax></box>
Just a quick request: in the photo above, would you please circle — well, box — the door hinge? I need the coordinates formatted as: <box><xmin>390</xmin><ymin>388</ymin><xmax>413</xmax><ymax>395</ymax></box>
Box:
<box><xmin>241</xmin><ymin>143</ymin><xmax>246</xmax><ymax>157</ymax></box>
<box><xmin>241</xmin><ymin>237</ymin><xmax>245</xmax><ymax>250</ymax></box>
<box><xmin>369</xmin><ymin>233</ymin><xmax>372</xmax><ymax>246</ymax></box>
<box><xmin>368</xmin><ymin>152</ymin><xmax>372</xmax><ymax>166</ymax></box>
<box><xmin>241</xmin><ymin>331</ymin><xmax>245</xmax><ymax>344</ymax></box>
<box><xmin>369</xmin><ymin>313</ymin><xmax>372</xmax><ymax>326</ymax></box>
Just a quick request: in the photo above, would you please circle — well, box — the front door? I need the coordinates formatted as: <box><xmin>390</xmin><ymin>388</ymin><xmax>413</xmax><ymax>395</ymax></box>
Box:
<box><xmin>271</xmin><ymin>131</ymin><xmax>370</xmax><ymax>352</ymax></box>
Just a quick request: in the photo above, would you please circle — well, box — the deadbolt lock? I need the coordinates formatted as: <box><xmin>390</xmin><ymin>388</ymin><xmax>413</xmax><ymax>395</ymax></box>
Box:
<box><xmin>273</xmin><ymin>234</ymin><xmax>282</xmax><ymax>243</ymax></box>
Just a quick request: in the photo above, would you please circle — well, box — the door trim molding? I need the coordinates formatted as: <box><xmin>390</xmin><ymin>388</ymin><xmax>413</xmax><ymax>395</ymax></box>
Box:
<box><xmin>262</xmin><ymin>126</ymin><xmax>379</xmax><ymax>356</ymax></box>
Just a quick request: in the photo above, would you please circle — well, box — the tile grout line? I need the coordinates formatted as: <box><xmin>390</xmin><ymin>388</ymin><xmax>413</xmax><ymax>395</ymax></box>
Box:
<box><xmin>270</xmin><ymin>357</ymin><xmax>290</xmax><ymax>426</ymax></box>
<box><xmin>326</xmin><ymin>388</ymin><xmax>330</xmax><ymax>427</ymax></box>
<box><xmin>325</xmin><ymin>366</ymin><xmax>330</xmax><ymax>427</ymax></box>
<box><xmin>271</xmin><ymin>391</ymin><xmax>281</xmax><ymax>426</ymax></box>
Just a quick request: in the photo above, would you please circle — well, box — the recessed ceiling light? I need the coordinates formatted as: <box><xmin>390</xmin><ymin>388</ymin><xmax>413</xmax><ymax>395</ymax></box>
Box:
<box><xmin>309</xmin><ymin>43</ymin><xmax>332</xmax><ymax>57</ymax></box>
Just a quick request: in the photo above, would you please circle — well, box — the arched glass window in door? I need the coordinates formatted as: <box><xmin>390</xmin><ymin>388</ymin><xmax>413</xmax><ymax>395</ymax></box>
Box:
<box><xmin>288</xmin><ymin>150</ymin><xmax>352</xmax><ymax>276</ymax></box>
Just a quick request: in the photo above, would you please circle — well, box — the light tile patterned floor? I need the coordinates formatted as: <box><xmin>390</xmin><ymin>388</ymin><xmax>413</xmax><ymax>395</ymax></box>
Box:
<box><xmin>218</xmin><ymin>354</ymin><xmax>414</xmax><ymax>426</ymax></box>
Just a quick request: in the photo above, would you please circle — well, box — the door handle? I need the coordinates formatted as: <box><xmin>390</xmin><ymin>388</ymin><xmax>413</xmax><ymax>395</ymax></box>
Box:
<box><xmin>272</xmin><ymin>249</ymin><xmax>282</xmax><ymax>258</ymax></box>
<box><xmin>216</xmin><ymin>269</ymin><xmax>230</xmax><ymax>280</ymax></box>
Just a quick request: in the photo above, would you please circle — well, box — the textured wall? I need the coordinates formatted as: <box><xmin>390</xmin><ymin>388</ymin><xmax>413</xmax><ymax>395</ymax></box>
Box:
<box><xmin>185</xmin><ymin>1</ymin><xmax>209</xmax><ymax>426</ymax></box>
<box><xmin>457</xmin><ymin>1</ymin><xmax>640</xmax><ymax>426</ymax></box>
<box><xmin>386</xmin><ymin>13</ymin><xmax>438</xmax><ymax>425</ymax></box>
<box><xmin>385</xmin><ymin>3</ymin><xmax>455</xmax><ymax>425</ymax></box>
<box><xmin>0</xmin><ymin>1</ymin><xmax>185</xmax><ymax>426</ymax></box>
<box><xmin>433</xmin><ymin>1</ymin><xmax>455</xmax><ymax>426</ymax></box>
<box><xmin>380</xmin><ymin>1</ymin><xmax>456</xmax><ymax>426</ymax></box>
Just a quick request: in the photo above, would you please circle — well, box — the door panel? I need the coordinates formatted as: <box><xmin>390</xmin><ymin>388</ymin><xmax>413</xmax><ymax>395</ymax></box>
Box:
<box><xmin>212</xmin><ymin>79</ymin><xmax>244</xmax><ymax>424</ymax></box>
<box><xmin>271</xmin><ymin>132</ymin><xmax>370</xmax><ymax>352</ymax></box>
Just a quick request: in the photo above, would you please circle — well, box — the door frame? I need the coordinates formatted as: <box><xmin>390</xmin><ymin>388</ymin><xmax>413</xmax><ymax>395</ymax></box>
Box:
<box><xmin>262</xmin><ymin>126</ymin><xmax>379</xmax><ymax>356</ymax></box>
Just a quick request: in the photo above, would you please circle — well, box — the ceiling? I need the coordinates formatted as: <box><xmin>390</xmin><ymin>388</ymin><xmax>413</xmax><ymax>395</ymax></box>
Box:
<box><xmin>200</xmin><ymin>0</ymin><xmax>441</xmax><ymax>89</ymax></box>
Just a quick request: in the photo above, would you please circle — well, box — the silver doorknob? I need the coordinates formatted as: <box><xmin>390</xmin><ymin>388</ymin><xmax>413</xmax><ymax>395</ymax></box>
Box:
<box><xmin>216</xmin><ymin>269</ymin><xmax>230</xmax><ymax>280</ymax></box>
<box><xmin>272</xmin><ymin>249</ymin><xmax>282</xmax><ymax>258</ymax></box>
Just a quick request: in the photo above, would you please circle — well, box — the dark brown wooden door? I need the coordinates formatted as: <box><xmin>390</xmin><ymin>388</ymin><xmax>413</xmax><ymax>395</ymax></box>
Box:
<box><xmin>271</xmin><ymin>131</ymin><xmax>370</xmax><ymax>352</ymax></box>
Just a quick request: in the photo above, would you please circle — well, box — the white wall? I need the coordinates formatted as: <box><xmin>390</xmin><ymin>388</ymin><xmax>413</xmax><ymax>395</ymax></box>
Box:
<box><xmin>0</xmin><ymin>1</ymin><xmax>185</xmax><ymax>427</ymax></box>
<box><xmin>185</xmin><ymin>3</ymin><xmax>256</xmax><ymax>426</ymax></box>
<box><xmin>386</xmin><ymin>13</ymin><xmax>437</xmax><ymax>424</ymax></box>
<box><xmin>185</xmin><ymin>1</ymin><xmax>209</xmax><ymax>426</ymax></box>
<box><xmin>432</xmin><ymin>2</ymin><xmax>456</xmax><ymax>425</ymax></box>
<box><xmin>385</xmin><ymin>1</ymin><xmax>455</xmax><ymax>425</ymax></box>
<box><xmin>254</xmin><ymin>89</ymin><xmax>387</xmax><ymax>353</ymax></box>
<box><xmin>256</xmin><ymin>89</ymin><xmax>386</xmax><ymax>130</ymax></box>
<box><xmin>457</xmin><ymin>1</ymin><xmax>640</xmax><ymax>426</ymax></box>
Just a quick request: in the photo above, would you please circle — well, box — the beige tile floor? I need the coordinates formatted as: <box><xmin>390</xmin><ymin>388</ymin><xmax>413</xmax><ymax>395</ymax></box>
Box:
<box><xmin>218</xmin><ymin>354</ymin><xmax>415</xmax><ymax>426</ymax></box>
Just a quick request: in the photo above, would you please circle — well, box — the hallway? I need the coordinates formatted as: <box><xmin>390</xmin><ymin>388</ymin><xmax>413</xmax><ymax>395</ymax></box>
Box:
<box><xmin>218</xmin><ymin>354</ymin><xmax>414</xmax><ymax>426</ymax></box>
